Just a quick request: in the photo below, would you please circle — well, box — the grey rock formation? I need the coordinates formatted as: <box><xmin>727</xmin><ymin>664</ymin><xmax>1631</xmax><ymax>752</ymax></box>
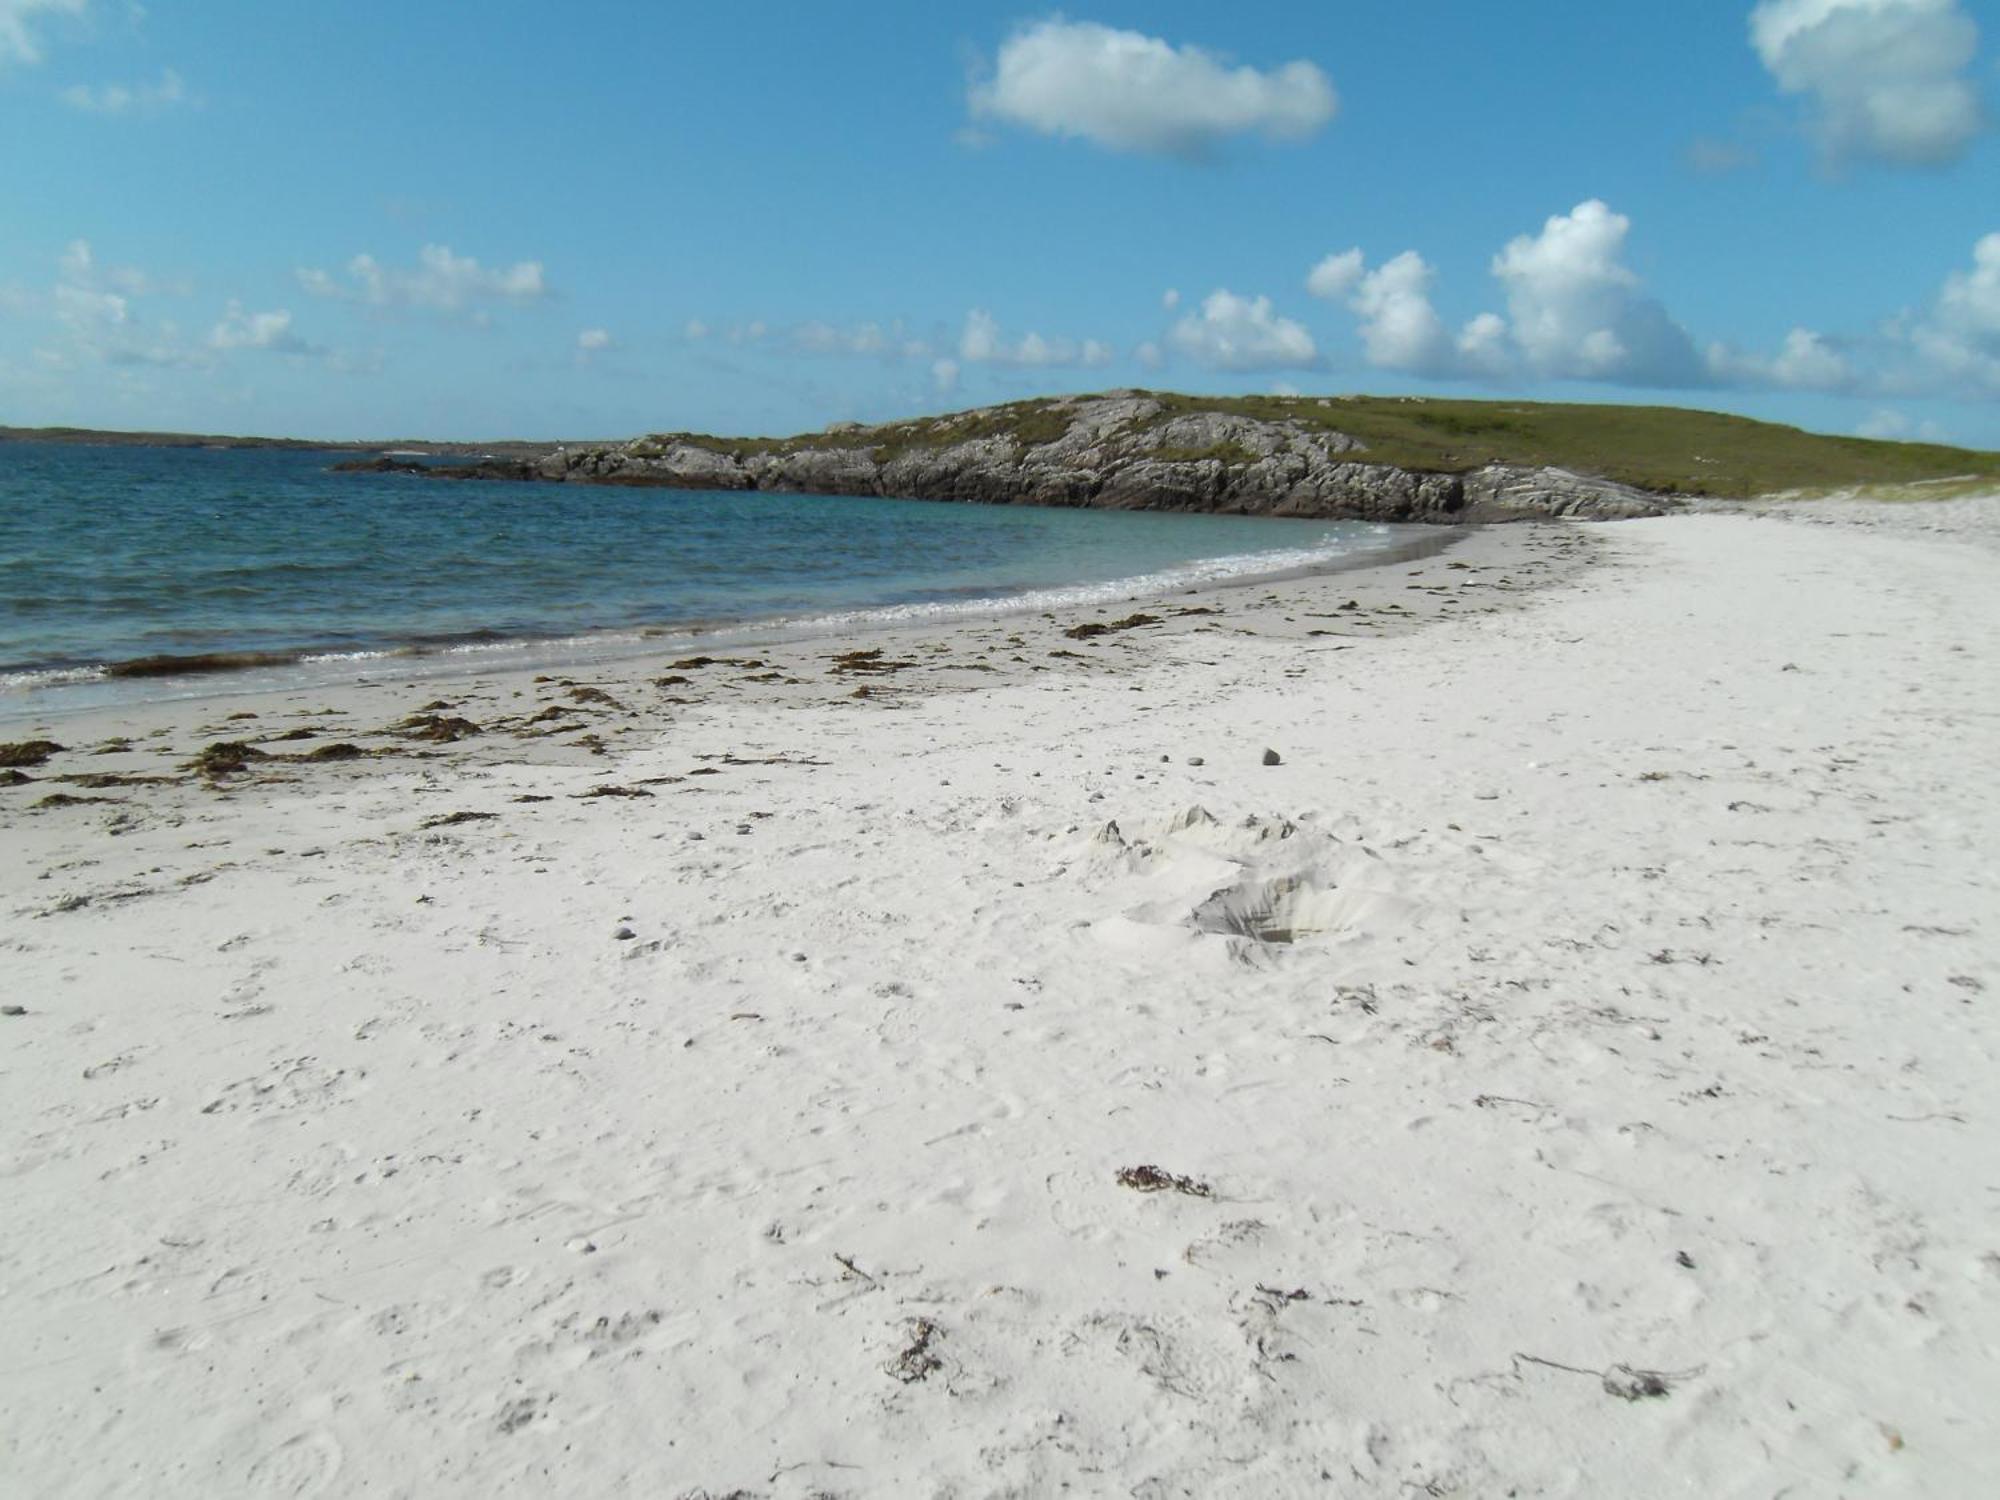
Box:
<box><xmin>344</xmin><ymin>392</ymin><xmax>1683</xmax><ymax>525</ymax></box>
<box><xmin>1459</xmin><ymin>465</ymin><xmax>1670</xmax><ymax>521</ymax></box>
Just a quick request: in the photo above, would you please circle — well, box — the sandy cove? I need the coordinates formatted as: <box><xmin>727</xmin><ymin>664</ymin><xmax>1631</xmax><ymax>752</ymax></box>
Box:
<box><xmin>1</xmin><ymin>510</ymin><xmax>1995</xmax><ymax>1497</ymax></box>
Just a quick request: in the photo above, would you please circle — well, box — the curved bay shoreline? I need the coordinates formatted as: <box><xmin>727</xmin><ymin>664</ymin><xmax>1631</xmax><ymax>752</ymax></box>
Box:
<box><xmin>0</xmin><ymin>508</ymin><xmax>1523</xmax><ymax>749</ymax></box>
<box><xmin>0</xmin><ymin>512</ymin><xmax>1463</xmax><ymax>721</ymax></box>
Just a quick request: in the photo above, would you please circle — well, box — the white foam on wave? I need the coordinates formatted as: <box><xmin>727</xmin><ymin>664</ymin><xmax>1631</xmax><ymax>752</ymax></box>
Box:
<box><xmin>0</xmin><ymin>664</ymin><xmax>107</xmax><ymax>692</ymax></box>
<box><xmin>778</xmin><ymin>526</ymin><xmax>1403</xmax><ymax>635</ymax></box>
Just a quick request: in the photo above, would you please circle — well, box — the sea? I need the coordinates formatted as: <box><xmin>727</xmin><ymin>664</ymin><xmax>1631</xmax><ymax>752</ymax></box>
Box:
<box><xmin>0</xmin><ymin>441</ymin><xmax>1433</xmax><ymax>716</ymax></box>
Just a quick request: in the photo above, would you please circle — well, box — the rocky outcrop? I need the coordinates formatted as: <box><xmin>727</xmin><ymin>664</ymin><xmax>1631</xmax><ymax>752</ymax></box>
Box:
<box><xmin>336</xmin><ymin>393</ymin><xmax>1683</xmax><ymax>524</ymax></box>
<box><xmin>1459</xmin><ymin>465</ymin><xmax>1672</xmax><ymax>521</ymax></box>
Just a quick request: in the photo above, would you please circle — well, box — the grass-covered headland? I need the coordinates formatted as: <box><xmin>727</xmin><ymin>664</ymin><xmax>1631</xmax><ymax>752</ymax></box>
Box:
<box><xmin>634</xmin><ymin>392</ymin><xmax>1999</xmax><ymax>503</ymax></box>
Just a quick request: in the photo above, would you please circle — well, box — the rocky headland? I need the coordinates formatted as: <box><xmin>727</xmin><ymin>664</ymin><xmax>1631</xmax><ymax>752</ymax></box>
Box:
<box><xmin>335</xmin><ymin>392</ymin><xmax>1677</xmax><ymax>524</ymax></box>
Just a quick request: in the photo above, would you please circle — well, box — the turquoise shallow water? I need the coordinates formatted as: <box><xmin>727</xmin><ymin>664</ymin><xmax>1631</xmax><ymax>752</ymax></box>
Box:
<box><xmin>0</xmin><ymin>441</ymin><xmax>1425</xmax><ymax>709</ymax></box>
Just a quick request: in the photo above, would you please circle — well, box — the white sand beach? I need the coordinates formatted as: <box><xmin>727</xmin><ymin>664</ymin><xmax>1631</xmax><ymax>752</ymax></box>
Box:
<box><xmin>3</xmin><ymin>507</ymin><xmax>1996</xmax><ymax>1497</ymax></box>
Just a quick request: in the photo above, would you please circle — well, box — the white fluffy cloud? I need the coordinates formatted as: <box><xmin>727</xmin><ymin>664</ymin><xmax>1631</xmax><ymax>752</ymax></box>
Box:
<box><xmin>51</xmin><ymin>240</ymin><xmax>133</xmax><ymax>336</ymax></box>
<box><xmin>967</xmin><ymin>18</ymin><xmax>1336</xmax><ymax>157</ymax></box>
<box><xmin>1305</xmin><ymin>249</ymin><xmax>1364</xmax><ymax>302</ymax></box>
<box><xmin>1769</xmin><ymin>327</ymin><xmax>1855</xmax><ymax>388</ymax></box>
<box><xmin>1307</xmin><ymin>203</ymin><xmax>1704</xmax><ymax>387</ymax></box>
<box><xmin>53</xmin><ymin>280</ymin><xmax>125</xmax><ymax>332</ymax></box>
<box><xmin>958</xmin><ymin>309</ymin><xmax>1112</xmax><ymax>367</ymax></box>
<box><xmin>1901</xmin><ymin>230</ymin><xmax>2000</xmax><ymax>391</ymax></box>
<box><xmin>30</xmin><ymin>239</ymin><xmax>342</xmax><ymax>370</ymax></box>
<box><xmin>62</xmin><ymin>68</ymin><xmax>189</xmax><ymax>114</ymax></box>
<box><xmin>41</xmin><ymin>239</ymin><xmax>212</xmax><ymax>369</ymax></box>
<box><xmin>1456</xmin><ymin>312</ymin><xmax>1511</xmax><ymax>376</ymax></box>
<box><xmin>1935</xmin><ymin>230</ymin><xmax>2000</xmax><ymax>342</ymax></box>
<box><xmin>1707</xmin><ymin>326</ymin><xmax>1857</xmax><ymax>389</ymax></box>
<box><xmin>209</xmin><ymin>302</ymin><xmax>314</xmax><ymax>355</ymax></box>
<box><xmin>1313</xmin><ymin>247</ymin><xmax>1509</xmax><ymax>378</ymax></box>
<box><xmin>576</xmin><ymin>327</ymin><xmax>612</xmax><ymax>353</ymax></box>
<box><xmin>1310</xmin><ymin>208</ymin><xmax>2000</xmax><ymax>404</ymax></box>
<box><xmin>1167</xmin><ymin>289</ymin><xmax>1318</xmax><ymax>370</ymax></box>
<box><xmin>1304</xmin><ymin>207</ymin><xmax>1712</xmax><ymax>394</ymax></box>
<box><xmin>298</xmin><ymin>245</ymin><xmax>548</xmax><ymax>315</ymax></box>
<box><xmin>1750</xmin><ymin>0</ymin><xmax>1985</xmax><ymax>166</ymax></box>
<box><xmin>1489</xmin><ymin>200</ymin><xmax>1706</xmax><ymax>385</ymax></box>
<box><xmin>0</xmin><ymin>0</ymin><xmax>85</xmax><ymax>67</ymax></box>
<box><xmin>1350</xmin><ymin>252</ymin><xmax>1455</xmax><ymax>374</ymax></box>
<box><xmin>1704</xmin><ymin>229</ymin><xmax>2000</xmax><ymax>398</ymax></box>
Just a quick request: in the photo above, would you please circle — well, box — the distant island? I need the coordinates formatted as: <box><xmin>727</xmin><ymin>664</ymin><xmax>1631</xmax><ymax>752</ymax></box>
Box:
<box><xmin>15</xmin><ymin>391</ymin><xmax>1999</xmax><ymax>526</ymax></box>
<box><xmin>0</xmin><ymin>425</ymin><xmax>562</xmax><ymax>461</ymax></box>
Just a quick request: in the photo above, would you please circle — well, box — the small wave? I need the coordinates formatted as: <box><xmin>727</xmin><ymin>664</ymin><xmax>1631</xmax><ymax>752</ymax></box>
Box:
<box><xmin>0</xmin><ymin>664</ymin><xmax>108</xmax><ymax>691</ymax></box>
<box><xmin>768</xmin><ymin>532</ymin><xmax>1411</xmax><ymax>634</ymax></box>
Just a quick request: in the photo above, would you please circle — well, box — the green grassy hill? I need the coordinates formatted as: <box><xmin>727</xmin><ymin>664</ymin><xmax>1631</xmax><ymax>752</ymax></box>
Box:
<box><xmin>641</xmin><ymin>392</ymin><xmax>2000</xmax><ymax>502</ymax></box>
<box><xmin>1138</xmin><ymin>394</ymin><xmax>2000</xmax><ymax>500</ymax></box>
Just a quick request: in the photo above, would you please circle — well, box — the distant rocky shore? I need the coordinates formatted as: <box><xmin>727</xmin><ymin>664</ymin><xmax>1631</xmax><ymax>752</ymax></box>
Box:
<box><xmin>334</xmin><ymin>392</ymin><xmax>1675</xmax><ymax>525</ymax></box>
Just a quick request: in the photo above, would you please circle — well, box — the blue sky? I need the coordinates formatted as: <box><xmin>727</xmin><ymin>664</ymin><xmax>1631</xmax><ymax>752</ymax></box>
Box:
<box><xmin>2</xmin><ymin>0</ymin><xmax>1998</xmax><ymax>445</ymax></box>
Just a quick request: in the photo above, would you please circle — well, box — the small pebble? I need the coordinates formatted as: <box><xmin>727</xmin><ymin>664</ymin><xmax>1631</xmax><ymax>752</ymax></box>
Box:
<box><xmin>1187</xmin><ymin>756</ymin><xmax>1204</xmax><ymax>767</ymax></box>
<box><xmin>1262</xmin><ymin>748</ymin><xmax>1282</xmax><ymax>766</ymax></box>
<box><xmin>613</xmin><ymin>925</ymin><xmax>636</xmax><ymax>941</ymax></box>
<box><xmin>1</xmin><ymin>1005</ymin><xmax>26</xmax><ymax>1017</ymax></box>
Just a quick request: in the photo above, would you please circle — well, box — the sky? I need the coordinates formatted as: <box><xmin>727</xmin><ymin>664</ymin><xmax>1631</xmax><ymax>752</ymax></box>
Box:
<box><xmin>2</xmin><ymin>0</ymin><xmax>1998</xmax><ymax>445</ymax></box>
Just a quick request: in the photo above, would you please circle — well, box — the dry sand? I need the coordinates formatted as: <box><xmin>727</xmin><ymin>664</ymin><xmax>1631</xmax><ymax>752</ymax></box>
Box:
<box><xmin>2</xmin><ymin>508</ymin><xmax>1995</xmax><ymax>1497</ymax></box>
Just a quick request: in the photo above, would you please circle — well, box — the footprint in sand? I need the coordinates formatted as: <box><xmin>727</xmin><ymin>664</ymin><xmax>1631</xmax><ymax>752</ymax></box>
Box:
<box><xmin>245</xmin><ymin>1430</ymin><xmax>342</xmax><ymax>1497</ymax></box>
<box><xmin>199</xmin><ymin>1057</ymin><xmax>359</xmax><ymax>1116</ymax></box>
<box><xmin>1061</xmin><ymin>1311</ymin><xmax>1250</xmax><ymax>1405</ymax></box>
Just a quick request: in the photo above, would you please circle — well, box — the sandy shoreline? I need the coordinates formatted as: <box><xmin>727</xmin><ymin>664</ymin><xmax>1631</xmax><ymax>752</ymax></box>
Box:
<box><xmin>0</xmin><ymin>516</ymin><xmax>1500</xmax><ymax>757</ymax></box>
<box><xmin>3</xmin><ymin>509</ymin><xmax>1995</xmax><ymax>1495</ymax></box>
<box><xmin>0</xmin><ymin>517</ymin><xmax>1461</xmax><ymax>727</ymax></box>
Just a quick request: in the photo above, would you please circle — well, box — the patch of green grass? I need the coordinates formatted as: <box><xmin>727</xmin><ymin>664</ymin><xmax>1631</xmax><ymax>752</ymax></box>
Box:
<box><xmin>892</xmin><ymin>400</ymin><xmax>1072</xmax><ymax>455</ymax></box>
<box><xmin>1152</xmin><ymin>440</ymin><xmax>1261</xmax><ymax>466</ymax></box>
<box><xmin>634</xmin><ymin>398</ymin><xmax>1075</xmax><ymax>466</ymax></box>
